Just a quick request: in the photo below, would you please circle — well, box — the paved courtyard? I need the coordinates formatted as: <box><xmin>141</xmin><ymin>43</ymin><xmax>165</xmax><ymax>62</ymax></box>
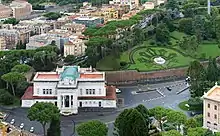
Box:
<box><xmin>2</xmin><ymin>80</ymin><xmax>190</xmax><ymax>136</ymax></box>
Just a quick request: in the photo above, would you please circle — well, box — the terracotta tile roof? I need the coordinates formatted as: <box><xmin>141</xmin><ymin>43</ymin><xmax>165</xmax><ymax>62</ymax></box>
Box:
<box><xmin>36</xmin><ymin>74</ymin><xmax>59</xmax><ymax>79</ymax></box>
<box><xmin>78</xmin><ymin>86</ymin><xmax>116</xmax><ymax>100</ymax></box>
<box><xmin>21</xmin><ymin>86</ymin><xmax>57</xmax><ymax>100</ymax></box>
<box><xmin>80</xmin><ymin>74</ymin><xmax>103</xmax><ymax>79</ymax></box>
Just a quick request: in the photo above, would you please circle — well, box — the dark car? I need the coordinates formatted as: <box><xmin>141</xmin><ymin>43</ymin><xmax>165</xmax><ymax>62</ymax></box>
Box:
<box><xmin>166</xmin><ymin>87</ymin><xmax>172</xmax><ymax>91</ymax></box>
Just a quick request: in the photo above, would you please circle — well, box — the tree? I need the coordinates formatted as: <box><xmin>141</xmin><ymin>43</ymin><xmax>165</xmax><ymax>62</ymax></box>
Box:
<box><xmin>187</xmin><ymin>60</ymin><xmax>206</xmax><ymax>81</ymax></box>
<box><xmin>188</xmin><ymin>97</ymin><xmax>203</xmax><ymax>111</ymax></box>
<box><xmin>216</xmin><ymin>16</ymin><xmax>220</xmax><ymax>43</ymax></box>
<box><xmin>193</xmin><ymin>15</ymin><xmax>205</xmax><ymax>43</ymax></box>
<box><xmin>1</xmin><ymin>72</ymin><xmax>26</xmax><ymax>96</ymax></box>
<box><xmin>0</xmin><ymin>89</ymin><xmax>14</xmax><ymax>105</ymax></box>
<box><xmin>135</xmin><ymin>104</ymin><xmax>150</xmax><ymax>119</ymax></box>
<box><xmin>185</xmin><ymin>118</ymin><xmax>198</xmax><ymax>130</ymax></box>
<box><xmin>156</xmin><ymin>23</ymin><xmax>170</xmax><ymax>44</ymax></box>
<box><xmin>3</xmin><ymin>18</ymin><xmax>19</xmax><ymax>25</ymax></box>
<box><xmin>32</xmin><ymin>51</ymin><xmax>57</xmax><ymax>71</ymax></box>
<box><xmin>114</xmin><ymin>109</ymin><xmax>149</xmax><ymax>136</ymax></box>
<box><xmin>11</xmin><ymin>64</ymin><xmax>31</xmax><ymax>73</ymax></box>
<box><xmin>150</xmin><ymin>106</ymin><xmax>167</xmax><ymax>131</ymax></box>
<box><xmin>64</xmin><ymin>55</ymin><xmax>76</xmax><ymax>63</ymax></box>
<box><xmin>28</xmin><ymin>102</ymin><xmax>60</xmax><ymax>136</ymax></box>
<box><xmin>162</xmin><ymin>130</ymin><xmax>182</xmax><ymax>136</ymax></box>
<box><xmin>206</xmin><ymin>58</ymin><xmax>219</xmax><ymax>82</ymax></box>
<box><xmin>77</xmin><ymin>120</ymin><xmax>108</xmax><ymax>136</ymax></box>
<box><xmin>187</xmin><ymin>127</ymin><xmax>207</xmax><ymax>136</ymax></box>
<box><xmin>47</xmin><ymin>118</ymin><xmax>61</xmax><ymax>136</ymax></box>
<box><xmin>165</xmin><ymin>0</ymin><xmax>179</xmax><ymax>10</ymax></box>
<box><xmin>179</xmin><ymin>18</ymin><xmax>194</xmax><ymax>35</ymax></box>
<box><xmin>194</xmin><ymin>114</ymin><xmax>203</xmax><ymax>127</ymax></box>
<box><xmin>43</xmin><ymin>12</ymin><xmax>61</xmax><ymax>20</ymax></box>
<box><xmin>167</xmin><ymin>111</ymin><xmax>187</xmax><ymax>125</ymax></box>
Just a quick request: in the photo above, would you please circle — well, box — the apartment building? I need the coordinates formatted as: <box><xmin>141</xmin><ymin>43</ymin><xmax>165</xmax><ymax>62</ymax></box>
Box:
<box><xmin>203</xmin><ymin>83</ymin><xmax>220</xmax><ymax>131</ymax></box>
<box><xmin>10</xmin><ymin>0</ymin><xmax>32</xmax><ymax>20</ymax></box>
<box><xmin>61</xmin><ymin>23</ymin><xmax>86</xmax><ymax>33</ymax></box>
<box><xmin>109</xmin><ymin>0</ymin><xmax>139</xmax><ymax>9</ymax></box>
<box><xmin>0</xmin><ymin>29</ymin><xmax>20</xmax><ymax>49</ymax></box>
<box><xmin>64</xmin><ymin>36</ymin><xmax>86</xmax><ymax>57</ymax></box>
<box><xmin>0</xmin><ymin>37</ymin><xmax>6</xmax><ymax>50</ymax></box>
<box><xmin>73</xmin><ymin>16</ymin><xmax>104</xmax><ymax>27</ymax></box>
<box><xmin>26</xmin><ymin>34</ymin><xmax>62</xmax><ymax>50</ymax></box>
<box><xmin>0</xmin><ymin>4</ymin><xmax>12</xmax><ymax>19</ymax></box>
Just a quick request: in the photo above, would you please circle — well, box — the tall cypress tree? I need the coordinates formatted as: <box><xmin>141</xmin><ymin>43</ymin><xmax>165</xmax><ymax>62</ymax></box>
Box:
<box><xmin>206</xmin><ymin>58</ymin><xmax>219</xmax><ymax>82</ymax></box>
<box><xmin>47</xmin><ymin>118</ymin><xmax>61</xmax><ymax>136</ymax></box>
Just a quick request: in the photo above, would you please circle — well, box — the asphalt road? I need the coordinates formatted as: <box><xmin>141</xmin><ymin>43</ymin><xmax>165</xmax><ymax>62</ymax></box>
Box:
<box><xmin>3</xmin><ymin>80</ymin><xmax>190</xmax><ymax>136</ymax></box>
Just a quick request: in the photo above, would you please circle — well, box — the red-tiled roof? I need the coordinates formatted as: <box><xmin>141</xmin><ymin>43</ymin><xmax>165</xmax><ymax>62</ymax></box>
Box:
<box><xmin>80</xmin><ymin>74</ymin><xmax>103</xmax><ymax>79</ymax></box>
<box><xmin>21</xmin><ymin>86</ymin><xmax>57</xmax><ymax>100</ymax></box>
<box><xmin>36</xmin><ymin>74</ymin><xmax>59</xmax><ymax>79</ymax></box>
<box><xmin>78</xmin><ymin>86</ymin><xmax>116</xmax><ymax>100</ymax></box>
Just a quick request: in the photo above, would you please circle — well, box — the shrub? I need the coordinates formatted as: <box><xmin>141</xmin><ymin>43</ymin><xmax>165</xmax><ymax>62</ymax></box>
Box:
<box><xmin>218</xmin><ymin>44</ymin><xmax>220</xmax><ymax>49</ymax></box>
<box><xmin>150</xmin><ymin>41</ymin><xmax>156</xmax><ymax>45</ymax></box>
<box><xmin>200</xmin><ymin>53</ymin><xmax>206</xmax><ymax>60</ymax></box>
<box><xmin>0</xmin><ymin>89</ymin><xmax>14</xmax><ymax>105</ymax></box>
<box><xmin>120</xmin><ymin>61</ymin><xmax>127</xmax><ymax>67</ymax></box>
<box><xmin>157</xmin><ymin>42</ymin><xmax>162</xmax><ymax>46</ymax></box>
<box><xmin>188</xmin><ymin>97</ymin><xmax>203</xmax><ymax>111</ymax></box>
<box><xmin>167</xmin><ymin>41</ymin><xmax>172</xmax><ymax>45</ymax></box>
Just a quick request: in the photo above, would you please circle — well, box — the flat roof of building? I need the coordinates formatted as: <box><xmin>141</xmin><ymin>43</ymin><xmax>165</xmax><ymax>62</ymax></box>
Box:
<box><xmin>36</xmin><ymin>73</ymin><xmax>59</xmax><ymax>80</ymax></box>
<box><xmin>80</xmin><ymin>73</ymin><xmax>103</xmax><ymax>79</ymax></box>
<box><xmin>74</xmin><ymin>16</ymin><xmax>100</xmax><ymax>20</ymax></box>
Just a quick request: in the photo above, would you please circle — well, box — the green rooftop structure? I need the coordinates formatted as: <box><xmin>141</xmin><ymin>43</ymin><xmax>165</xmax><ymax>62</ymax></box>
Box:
<box><xmin>60</xmin><ymin>66</ymin><xmax>79</xmax><ymax>80</ymax></box>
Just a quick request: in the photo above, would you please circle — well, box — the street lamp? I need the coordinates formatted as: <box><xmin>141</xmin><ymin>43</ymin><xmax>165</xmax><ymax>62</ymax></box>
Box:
<box><xmin>70</xmin><ymin>120</ymin><xmax>75</xmax><ymax>136</ymax></box>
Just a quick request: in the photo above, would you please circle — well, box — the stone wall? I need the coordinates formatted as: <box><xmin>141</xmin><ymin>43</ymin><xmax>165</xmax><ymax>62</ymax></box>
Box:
<box><xmin>105</xmin><ymin>61</ymin><xmax>209</xmax><ymax>85</ymax></box>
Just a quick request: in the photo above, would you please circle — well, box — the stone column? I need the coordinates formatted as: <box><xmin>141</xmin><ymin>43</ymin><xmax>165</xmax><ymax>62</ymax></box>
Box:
<box><xmin>69</xmin><ymin>95</ymin><xmax>71</xmax><ymax>108</ymax></box>
<box><xmin>62</xmin><ymin>95</ymin><xmax>65</xmax><ymax>108</ymax></box>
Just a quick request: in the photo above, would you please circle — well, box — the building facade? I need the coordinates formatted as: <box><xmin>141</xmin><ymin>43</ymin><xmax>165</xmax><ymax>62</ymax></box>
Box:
<box><xmin>0</xmin><ymin>36</ymin><xmax>6</xmax><ymax>50</ymax></box>
<box><xmin>10</xmin><ymin>0</ymin><xmax>32</xmax><ymax>20</ymax></box>
<box><xmin>0</xmin><ymin>4</ymin><xmax>12</xmax><ymax>19</ymax></box>
<box><xmin>203</xmin><ymin>84</ymin><xmax>220</xmax><ymax>131</ymax></box>
<box><xmin>64</xmin><ymin>38</ymin><xmax>86</xmax><ymax>57</ymax></box>
<box><xmin>21</xmin><ymin>66</ymin><xmax>117</xmax><ymax>115</ymax></box>
<box><xmin>0</xmin><ymin>29</ymin><xmax>20</xmax><ymax>49</ymax></box>
<box><xmin>73</xmin><ymin>16</ymin><xmax>104</xmax><ymax>27</ymax></box>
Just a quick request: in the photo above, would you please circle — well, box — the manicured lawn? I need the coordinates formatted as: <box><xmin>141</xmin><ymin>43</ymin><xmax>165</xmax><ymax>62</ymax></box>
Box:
<box><xmin>96</xmin><ymin>31</ymin><xmax>220</xmax><ymax>71</ymax></box>
<box><xmin>178</xmin><ymin>101</ymin><xmax>190</xmax><ymax>111</ymax></box>
<box><xmin>127</xmin><ymin>47</ymin><xmax>193</xmax><ymax>71</ymax></box>
<box><xmin>197</xmin><ymin>43</ymin><xmax>220</xmax><ymax>59</ymax></box>
<box><xmin>170</xmin><ymin>31</ymin><xmax>187</xmax><ymax>40</ymax></box>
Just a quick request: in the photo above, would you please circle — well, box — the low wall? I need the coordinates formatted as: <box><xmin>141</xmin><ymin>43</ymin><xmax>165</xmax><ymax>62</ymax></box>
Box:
<box><xmin>105</xmin><ymin>61</ymin><xmax>209</xmax><ymax>85</ymax></box>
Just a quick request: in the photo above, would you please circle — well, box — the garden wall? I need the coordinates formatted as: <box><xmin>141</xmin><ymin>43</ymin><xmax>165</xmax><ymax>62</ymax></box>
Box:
<box><xmin>105</xmin><ymin>61</ymin><xmax>209</xmax><ymax>85</ymax></box>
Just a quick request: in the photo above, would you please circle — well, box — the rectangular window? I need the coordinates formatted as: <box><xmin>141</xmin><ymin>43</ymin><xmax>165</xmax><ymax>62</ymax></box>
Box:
<box><xmin>215</xmin><ymin>105</ymin><xmax>217</xmax><ymax>110</ymax></box>
<box><xmin>208</xmin><ymin>103</ymin><xmax>210</xmax><ymax>108</ymax></box>
<box><xmin>43</xmin><ymin>89</ymin><xmax>45</xmax><ymax>94</ymax></box>
<box><xmin>208</xmin><ymin>112</ymin><xmax>210</xmax><ymax>117</ymax></box>
<box><xmin>215</xmin><ymin>114</ymin><xmax>217</xmax><ymax>119</ymax></box>
<box><xmin>93</xmin><ymin>89</ymin><xmax>95</xmax><ymax>94</ymax></box>
<box><xmin>80</xmin><ymin>89</ymin><xmax>82</xmax><ymax>95</ymax></box>
<box><xmin>89</xmin><ymin>89</ymin><xmax>92</xmax><ymax>94</ymax></box>
<box><xmin>86</xmin><ymin>89</ymin><xmax>88</xmax><ymax>94</ymax></box>
<box><xmin>55</xmin><ymin>102</ymin><xmax>57</xmax><ymax>106</ymax></box>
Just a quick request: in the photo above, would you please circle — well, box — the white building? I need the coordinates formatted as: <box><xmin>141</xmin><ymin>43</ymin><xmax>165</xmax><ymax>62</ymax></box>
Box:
<box><xmin>21</xmin><ymin>66</ymin><xmax>117</xmax><ymax>115</ymax></box>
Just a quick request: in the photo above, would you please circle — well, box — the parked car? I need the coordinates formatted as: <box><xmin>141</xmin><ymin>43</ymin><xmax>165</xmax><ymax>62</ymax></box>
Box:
<box><xmin>30</xmin><ymin>127</ymin><xmax>34</xmax><ymax>133</ymax></box>
<box><xmin>116</xmin><ymin>88</ymin><xmax>121</xmax><ymax>93</ymax></box>
<box><xmin>20</xmin><ymin>123</ymin><xmax>24</xmax><ymax>129</ymax></box>
<box><xmin>166</xmin><ymin>87</ymin><xmax>172</xmax><ymax>91</ymax></box>
<box><xmin>10</xmin><ymin>119</ymin><xmax>15</xmax><ymax>125</ymax></box>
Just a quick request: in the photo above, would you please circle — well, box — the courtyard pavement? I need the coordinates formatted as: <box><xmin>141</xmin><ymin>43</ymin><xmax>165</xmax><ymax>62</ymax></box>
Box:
<box><xmin>2</xmin><ymin>80</ymin><xmax>190</xmax><ymax>136</ymax></box>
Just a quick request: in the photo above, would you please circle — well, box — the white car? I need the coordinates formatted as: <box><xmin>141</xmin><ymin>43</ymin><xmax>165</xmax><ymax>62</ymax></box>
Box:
<box><xmin>30</xmin><ymin>127</ymin><xmax>34</xmax><ymax>133</ymax></box>
<box><xmin>116</xmin><ymin>88</ymin><xmax>121</xmax><ymax>93</ymax></box>
<box><xmin>10</xmin><ymin>119</ymin><xmax>15</xmax><ymax>125</ymax></box>
<box><xmin>20</xmin><ymin>123</ymin><xmax>24</xmax><ymax>129</ymax></box>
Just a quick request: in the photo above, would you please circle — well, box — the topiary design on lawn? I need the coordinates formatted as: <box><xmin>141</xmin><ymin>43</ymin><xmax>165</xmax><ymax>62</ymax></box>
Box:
<box><xmin>137</xmin><ymin>48</ymin><xmax>178</xmax><ymax>68</ymax></box>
